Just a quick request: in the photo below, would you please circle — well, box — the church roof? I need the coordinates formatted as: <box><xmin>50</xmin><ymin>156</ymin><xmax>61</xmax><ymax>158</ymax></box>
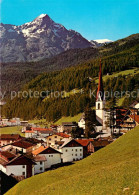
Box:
<box><xmin>96</xmin><ymin>60</ymin><xmax>104</xmax><ymax>101</ymax></box>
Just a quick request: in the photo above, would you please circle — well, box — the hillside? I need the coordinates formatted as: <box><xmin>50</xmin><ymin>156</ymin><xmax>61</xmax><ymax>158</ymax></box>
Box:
<box><xmin>6</xmin><ymin>126</ymin><xmax>139</xmax><ymax>195</ymax></box>
<box><xmin>1</xmin><ymin>33</ymin><xmax>139</xmax><ymax>96</ymax></box>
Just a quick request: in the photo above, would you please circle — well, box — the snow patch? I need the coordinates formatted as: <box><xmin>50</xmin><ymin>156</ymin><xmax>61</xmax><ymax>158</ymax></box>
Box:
<box><xmin>94</xmin><ymin>39</ymin><xmax>113</xmax><ymax>43</ymax></box>
<box><xmin>38</xmin><ymin>14</ymin><xmax>47</xmax><ymax>19</ymax></box>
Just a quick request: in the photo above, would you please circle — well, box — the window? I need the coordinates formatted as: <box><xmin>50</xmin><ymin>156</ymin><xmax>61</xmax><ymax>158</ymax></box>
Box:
<box><xmin>22</xmin><ymin>172</ymin><xmax>25</xmax><ymax>175</ymax></box>
<box><xmin>40</xmin><ymin>161</ymin><xmax>42</xmax><ymax>165</ymax></box>
<box><xmin>49</xmin><ymin>138</ymin><xmax>51</xmax><ymax>140</ymax></box>
<box><xmin>73</xmin><ymin>158</ymin><xmax>75</xmax><ymax>161</ymax></box>
<box><xmin>22</xmin><ymin>165</ymin><xmax>25</xmax><ymax>168</ymax></box>
<box><xmin>75</xmin><ymin>154</ymin><xmax>77</xmax><ymax>156</ymax></box>
<box><xmin>72</xmin><ymin>154</ymin><xmax>73</xmax><ymax>156</ymax></box>
<box><xmin>65</xmin><ymin>149</ymin><xmax>68</xmax><ymax>152</ymax></box>
<box><xmin>55</xmin><ymin>136</ymin><xmax>57</xmax><ymax>138</ymax></box>
<box><xmin>98</xmin><ymin>103</ymin><xmax>100</xmax><ymax>109</ymax></box>
<box><xmin>75</xmin><ymin>149</ymin><xmax>77</xmax><ymax>152</ymax></box>
<box><xmin>72</xmin><ymin>149</ymin><xmax>73</xmax><ymax>151</ymax></box>
<box><xmin>51</xmin><ymin>155</ymin><xmax>53</xmax><ymax>157</ymax></box>
<box><xmin>40</xmin><ymin>167</ymin><xmax>42</xmax><ymax>171</ymax></box>
<box><xmin>80</xmin><ymin>149</ymin><xmax>82</xmax><ymax>151</ymax></box>
<box><xmin>80</xmin><ymin>153</ymin><xmax>82</xmax><ymax>156</ymax></box>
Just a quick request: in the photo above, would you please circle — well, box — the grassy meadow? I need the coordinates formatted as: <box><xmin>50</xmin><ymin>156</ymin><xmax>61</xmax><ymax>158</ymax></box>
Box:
<box><xmin>54</xmin><ymin>113</ymin><xmax>83</xmax><ymax>125</ymax></box>
<box><xmin>0</xmin><ymin>126</ymin><xmax>24</xmax><ymax>136</ymax></box>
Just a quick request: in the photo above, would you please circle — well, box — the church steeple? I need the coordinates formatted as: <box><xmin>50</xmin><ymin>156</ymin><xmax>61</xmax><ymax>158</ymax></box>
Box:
<box><xmin>96</xmin><ymin>60</ymin><xmax>106</xmax><ymax>126</ymax></box>
<box><xmin>96</xmin><ymin>60</ymin><xmax>104</xmax><ymax>101</ymax></box>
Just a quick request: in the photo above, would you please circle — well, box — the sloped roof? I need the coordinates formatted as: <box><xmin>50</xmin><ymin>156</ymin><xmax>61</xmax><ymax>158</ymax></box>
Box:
<box><xmin>12</xmin><ymin>140</ymin><xmax>34</xmax><ymax>149</ymax></box>
<box><xmin>0</xmin><ymin>157</ymin><xmax>7</xmax><ymax>165</ymax></box>
<box><xmin>91</xmin><ymin>140</ymin><xmax>110</xmax><ymax>147</ymax></box>
<box><xmin>32</xmin><ymin>127</ymin><xmax>53</xmax><ymax>132</ymax></box>
<box><xmin>56</xmin><ymin>133</ymin><xmax>70</xmax><ymax>138</ymax></box>
<box><xmin>129</xmin><ymin>115</ymin><xmax>139</xmax><ymax>124</ymax></box>
<box><xmin>0</xmin><ymin>134</ymin><xmax>21</xmax><ymax>140</ymax></box>
<box><xmin>6</xmin><ymin>154</ymin><xmax>36</xmax><ymax>165</ymax></box>
<box><xmin>32</xmin><ymin>146</ymin><xmax>47</xmax><ymax>155</ymax></box>
<box><xmin>60</xmin><ymin>139</ymin><xmax>82</xmax><ymax>148</ymax></box>
<box><xmin>76</xmin><ymin>139</ymin><xmax>91</xmax><ymax>147</ymax></box>
<box><xmin>32</xmin><ymin>146</ymin><xmax>61</xmax><ymax>156</ymax></box>
<box><xmin>0</xmin><ymin>151</ymin><xmax>16</xmax><ymax>161</ymax></box>
<box><xmin>25</xmin><ymin>131</ymin><xmax>34</xmax><ymax>133</ymax></box>
<box><xmin>34</xmin><ymin>155</ymin><xmax>46</xmax><ymax>162</ymax></box>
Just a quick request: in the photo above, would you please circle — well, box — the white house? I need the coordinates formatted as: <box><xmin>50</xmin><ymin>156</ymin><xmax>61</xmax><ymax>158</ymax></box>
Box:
<box><xmin>34</xmin><ymin>155</ymin><xmax>46</xmax><ymax>174</ymax></box>
<box><xmin>57</xmin><ymin>139</ymin><xmax>83</xmax><ymax>163</ymax></box>
<box><xmin>32</xmin><ymin>146</ymin><xmax>62</xmax><ymax>169</ymax></box>
<box><xmin>78</xmin><ymin>113</ymin><xmax>85</xmax><ymax>129</ymax></box>
<box><xmin>25</xmin><ymin>130</ymin><xmax>35</xmax><ymax>138</ymax></box>
<box><xmin>0</xmin><ymin>154</ymin><xmax>35</xmax><ymax>178</ymax></box>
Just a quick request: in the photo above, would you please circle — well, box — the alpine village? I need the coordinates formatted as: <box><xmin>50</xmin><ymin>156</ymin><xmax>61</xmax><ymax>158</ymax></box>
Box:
<box><xmin>0</xmin><ymin>14</ymin><xmax>139</xmax><ymax>195</ymax></box>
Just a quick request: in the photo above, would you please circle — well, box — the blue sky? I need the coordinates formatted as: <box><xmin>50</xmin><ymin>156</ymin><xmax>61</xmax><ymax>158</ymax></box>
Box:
<box><xmin>1</xmin><ymin>0</ymin><xmax>139</xmax><ymax>41</ymax></box>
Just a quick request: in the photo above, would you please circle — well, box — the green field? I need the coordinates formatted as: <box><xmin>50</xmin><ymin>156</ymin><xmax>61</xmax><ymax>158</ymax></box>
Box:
<box><xmin>96</xmin><ymin>68</ymin><xmax>139</xmax><ymax>83</ymax></box>
<box><xmin>6</xmin><ymin>126</ymin><xmax>139</xmax><ymax>195</ymax></box>
<box><xmin>28</xmin><ymin>119</ymin><xmax>47</xmax><ymax>127</ymax></box>
<box><xmin>0</xmin><ymin>126</ymin><xmax>24</xmax><ymax>137</ymax></box>
<box><xmin>54</xmin><ymin>113</ymin><xmax>83</xmax><ymax>125</ymax></box>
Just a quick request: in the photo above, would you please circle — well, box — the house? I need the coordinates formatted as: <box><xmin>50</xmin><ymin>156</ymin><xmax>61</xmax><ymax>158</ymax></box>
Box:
<box><xmin>32</xmin><ymin>127</ymin><xmax>54</xmax><ymax>137</ymax></box>
<box><xmin>78</xmin><ymin>113</ymin><xmax>85</xmax><ymax>129</ymax></box>
<box><xmin>120</xmin><ymin>114</ymin><xmax>139</xmax><ymax>131</ymax></box>
<box><xmin>46</xmin><ymin>133</ymin><xmax>70</xmax><ymax>147</ymax></box>
<box><xmin>25</xmin><ymin>130</ymin><xmax>35</xmax><ymax>138</ymax></box>
<box><xmin>0</xmin><ymin>134</ymin><xmax>22</xmax><ymax>146</ymax></box>
<box><xmin>32</xmin><ymin>146</ymin><xmax>62</xmax><ymax>169</ymax></box>
<box><xmin>61</xmin><ymin>122</ymin><xmax>78</xmax><ymax>133</ymax></box>
<box><xmin>33</xmin><ymin>155</ymin><xmax>46</xmax><ymax>174</ymax></box>
<box><xmin>1</xmin><ymin>119</ymin><xmax>11</xmax><ymax>126</ymax></box>
<box><xmin>11</xmin><ymin>140</ymin><xmax>35</xmax><ymax>153</ymax></box>
<box><xmin>20</xmin><ymin>121</ymin><xmax>28</xmax><ymax>126</ymax></box>
<box><xmin>76</xmin><ymin>139</ymin><xmax>94</xmax><ymax>157</ymax></box>
<box><xmin>5</xmin><ymin>155</ymin><xmax>35</xmax><ymax>178</ymax></box>
<box><xmin>91</xmin><ymin>139</ymin><xmax>111</xmax><ymax>152</ymax></box>
<box><xmin>0</xmin><ymin>153</ymin><xmax>35</xmax><ymax>178</ymax></box>
<box><xmin>57</xmin><ymin>139</ymin><xmax>83</xmax><ymax>162</ymax></box>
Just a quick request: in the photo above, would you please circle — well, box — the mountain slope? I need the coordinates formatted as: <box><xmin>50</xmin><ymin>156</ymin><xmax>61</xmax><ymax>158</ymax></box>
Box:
<box><xmin>0</xmin><ymin>14</ymin><xmax>94</xmax><ymax>62</ymax></box>
<box><xmin>1</xmin><ymin>33</ymin><xmax>139</xmax><ymax>96</ymax></box>
<box><xmin>6</xmin><ymin>126</ymin><xmax>139</xmax><ymax>195</ymax></box>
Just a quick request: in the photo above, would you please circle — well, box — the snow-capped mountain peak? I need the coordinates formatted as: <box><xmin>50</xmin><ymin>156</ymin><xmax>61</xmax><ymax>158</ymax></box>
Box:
<box><xmin>0</xmin><ymin>14</ymin><xmax>94</xmax><ymax>62</ymax></box>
